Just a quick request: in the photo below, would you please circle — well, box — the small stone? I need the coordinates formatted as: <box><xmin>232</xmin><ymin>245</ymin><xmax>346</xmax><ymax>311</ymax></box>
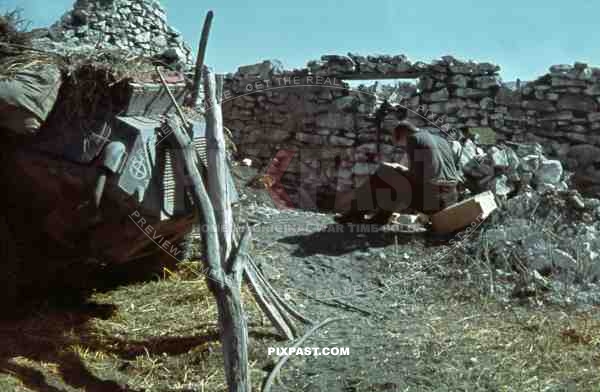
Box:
<box><xmin>295</xmin><ymin>132</ymin><xmax>322</xmax><ymax>145</ymax></box>
<box><xmin>153</xmin><ymin>35</ymin><xmax>167</xmax><ymax>47</ymax></box>
<box><xmin>136</xmin><ymin>31</ymin><xmax>151</xmax><ymax>43</ymax></box>
<box><xmin>488</xmin><ymin>147</ymin><xmax>509</xmax><ymax>169</ymax></box>
<box><xmin>569</xmin><ymin>194</ymin><xmax>586</xmax><ymax>210</ymax></box>
<box><xmin>449</xmin><ymin>75</ymin><xmax>468</xmax><ymax>88</ymax></box>
<box><xmin>474</xmin><ymin>76</ymin><xmax>501</xmax><ymax>89</ymax></box>
<box><xmin>480</xmin><ymin>97</ymin><xmax>494</xmax><ymax>110</ymax></box>
<box><xmin>491</xmin><ymin>174</ymin><xmax>513</xmax><ymax>196</ymax></box>
<box><xmin>329</xmin><ymin>135</ymin><xmax>354</xmax><ymax>147</ymax></box>
<box><xmin>454</xmin><ymin>88</ymin><xmax>489</xmax><ymax>99</ymax></box>
<box><xmin>550</xmin><ymin>64</ymin><xmax>573</xmax><ymax>74</ymax></box>
<box><xmin>568</xmin><ymin>144</ymin><xmax>600</xmax><ymax>167</ymax></box>
<box><xmin>316</xmin><ymin>113</ymin><xmax>354</xmax><ymax>130</ymax></box>
<box><xmin>520</xmin><ymin>154</ymin><xmax>541</xmax><ymax>172</ymax></box>
<box><xmin>353</xmin><ymin>162</ymin><xmax>378</xmax><ymax>176</ymax></box>
<box><xmin>536</xmin><ymin>182</ymin><xmax>556</xmax><ymax>193</ymax></box>
<box><xmin>422</xmin><ymin>88</ymin><xmax>449</xmax><ymax>103</ymax></box>
<box><xmin>332</xmin><ymin>96</ymin><xmax>358</xmax><ymax>112</ymax></box>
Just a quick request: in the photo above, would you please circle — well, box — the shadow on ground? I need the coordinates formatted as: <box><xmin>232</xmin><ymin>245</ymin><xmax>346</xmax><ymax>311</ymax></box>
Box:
<box><xmin>0</xmin><ymin>254</ymin><xmax>219</xmax><ymax>391</ymax></box>
<box><xmin>0</xmin><ymin>297</ymin><xmax>228</xmax><ymax>392</ymax></box>
<box><xmin>278</xmin><ymin>223</ymin><xmax>415</xmax><ymax>257</ymax></box>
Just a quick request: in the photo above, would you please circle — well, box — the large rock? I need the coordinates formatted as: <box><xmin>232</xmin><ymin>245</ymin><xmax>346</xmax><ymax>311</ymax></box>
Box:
<box><xmin>534</xmin><ymin>159</ymin><xmax>563</xmax><ymax>185</ymax></box>
<box><xmin>515</xmin><ymin>143</ymin><xmax>543</xmax><ymax>158</ymax></box>
<box><xmin>455</xmin><ymin>88</ymin><xmax>489</xmax><ymax>99</ymax></box>
<box><xmin>521</xmin><ymin>100</ymin><xmax>556</xmax><ymax>112</ymax></box>
<box><xmin>458</xmin><ymin>138</ymin><xmax>480</xmax><ymax>168</ymax></box>
<box><xmin>568</xmin><ymin>144</ymin><xmax>600</xmax><ymax>167</ymax></box>
<box><xmin>503</xmin><ymin>192</ymin><xmax>540</xmax><ymax>217</ymax></box>
<box><xmin>557</xmin><ymin>94</ymin><xmax>598</xmax><ymax>113</ymax></box>
<box><xmin>238</xmin><ymin>60</ymin><xmax>283</xmax><ymax>78</ymax></box>
<box><xmin>333</xmin><ymin>96</ymin><xmax>359</xmax><ymax>112</ymax></box>
<box><xmin>464</xmin><ymin>159</ymin><xmax>494</xmax><ymax>179</ymax></box>
<box><xmin>526</xmin><ymin>247</ymin><xmax>577</xmax><ymax>274</ymax></box>
<box><xmin>315</xmin><ymin>113</ymin><xmax>354</xmax><ymax>130</ymax></box>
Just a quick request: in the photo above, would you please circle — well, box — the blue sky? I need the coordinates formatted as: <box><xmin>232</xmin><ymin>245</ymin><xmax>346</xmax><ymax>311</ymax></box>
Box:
<box><xmin>2</xmin><ymin>0</ymin><xmax>597</xmax><ymax>81</ymax></box>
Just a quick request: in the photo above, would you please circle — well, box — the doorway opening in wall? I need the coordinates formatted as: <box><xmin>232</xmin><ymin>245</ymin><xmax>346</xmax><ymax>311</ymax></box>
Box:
<box><xmin>344</xmin><ymin>78</ymin><xmax>419</xmax><ymax>106</ymax></box>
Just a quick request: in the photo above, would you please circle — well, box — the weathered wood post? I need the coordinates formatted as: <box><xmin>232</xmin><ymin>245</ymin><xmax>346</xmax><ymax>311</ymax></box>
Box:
<box><xmin>204</xmin><ymin>68</ymin><xmax>250</xmax><ymax>391</ymax></box>
<box><xmin>206</xmin><ymin>71</ymin><xmax>233</xmax><ymax>261</ymax></box>
<box><xmin>190</xmin><ymin>10</ymin><xmax>214</xmax><ymax>108</ymax></box>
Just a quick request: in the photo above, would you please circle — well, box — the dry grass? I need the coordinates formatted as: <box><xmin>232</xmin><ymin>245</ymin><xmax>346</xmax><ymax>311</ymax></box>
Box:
<box><xmin>0</xmin><ymin>260</ymin><xmax>276</xmax><ymax>392</ymax></box>
<box><xmin>413</xmin><ymin>298</ymin><xmax>600</xmax><ymax>391</ymax></box>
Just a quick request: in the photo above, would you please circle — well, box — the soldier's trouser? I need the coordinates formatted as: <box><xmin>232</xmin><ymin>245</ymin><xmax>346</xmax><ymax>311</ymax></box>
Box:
<box><xmin>335</xmin><ymin>164</ymin><xmax>457</xmax><ymax>221</ymax></box>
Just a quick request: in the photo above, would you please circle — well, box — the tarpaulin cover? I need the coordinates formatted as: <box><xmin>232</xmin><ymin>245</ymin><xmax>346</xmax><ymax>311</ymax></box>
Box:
<box><xmin>0</xmin><ymin>64</ymin><xmax>62</xmax><ymax>135</ymax></box>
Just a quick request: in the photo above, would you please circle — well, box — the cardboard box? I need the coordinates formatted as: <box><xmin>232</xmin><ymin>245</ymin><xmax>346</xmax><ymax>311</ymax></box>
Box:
<box><xmin>430</xmin><ymin>191</ymin><xmax>497</xmax><ymax>234</ymax></box>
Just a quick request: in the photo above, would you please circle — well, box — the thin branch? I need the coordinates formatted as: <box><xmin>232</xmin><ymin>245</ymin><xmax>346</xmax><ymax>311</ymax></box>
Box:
<box><xmin>247</xmin><ymin>256</ymin><xmax>314</xmax><ymax>325</ymax></box>
<box><xmin>165</xmin><ymin>116</ymin><xmax>224</xmax><ymax>286</ymax></box>
<box><xmin>261</xmin><ymin>317</ymin><xmax>347</xmax><ymax>392</ymax></box>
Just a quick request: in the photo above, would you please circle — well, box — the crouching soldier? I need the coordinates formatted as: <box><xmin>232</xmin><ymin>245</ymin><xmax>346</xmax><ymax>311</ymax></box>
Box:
<box><xmin>334</xmin><ymin>120</ymin><xmax>464</xmax><ymax>224</ymax></box>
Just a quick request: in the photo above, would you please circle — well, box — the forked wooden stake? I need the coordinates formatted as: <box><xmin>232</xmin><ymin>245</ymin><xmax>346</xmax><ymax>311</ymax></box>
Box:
<box><xmin>165</xmin><ymin>69</ymin><xmax>250</xmax><ymax>391</ymax></box>
<box><xmin>163</xmin><ymin>64</ymin><xmax>315</xmax><ymax>392</ymax></box>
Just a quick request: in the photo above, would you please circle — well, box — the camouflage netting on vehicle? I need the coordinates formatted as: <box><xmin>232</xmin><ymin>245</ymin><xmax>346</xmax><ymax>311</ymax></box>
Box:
<box><xmin>0</xmin><ymin>61</ymin><xmax>61</xmax><ymax>135</ymax></box>
<box><xmin>0</xmin><ymin>42</ymin><xmax>177</xmax><ymax>137</ymax></box>
<box><xmin>0</xmin><ymin>10</ymin><xmax>59</xmax><ymax>135</ymax></box>
<box><xmin>0</xmin><ymin>7</ymin><xmax>194</xmax><ymax>136</ymax></box>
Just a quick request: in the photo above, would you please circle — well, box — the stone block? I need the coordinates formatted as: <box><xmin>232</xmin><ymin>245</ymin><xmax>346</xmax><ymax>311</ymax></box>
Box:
<box><xmin>431</xmin><ymin>191</ymin><xmax>498</xmax><ymax>234</ymax></box>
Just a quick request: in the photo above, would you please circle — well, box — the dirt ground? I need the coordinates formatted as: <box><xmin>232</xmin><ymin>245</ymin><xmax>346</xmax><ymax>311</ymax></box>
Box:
<box><xmin>1</xmin><ymin>166</ymin><xmax>599</xmax><ymax>391</ymax></box>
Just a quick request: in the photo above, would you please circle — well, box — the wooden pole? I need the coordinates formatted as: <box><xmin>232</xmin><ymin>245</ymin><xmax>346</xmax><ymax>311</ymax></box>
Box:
<box><xmin>190</xmin><ymin>10</ymin><xmax>214</xmax><ymax>108</ymax></box>
<box><xmin>205</xmin><ymin>69</ymin><xmax>233</xmax><ymax>262</ymax></box>
<box><xmin>156</xmin><ymin>67</ymin><xmax>190</xmax><ymax>127</ymax></box>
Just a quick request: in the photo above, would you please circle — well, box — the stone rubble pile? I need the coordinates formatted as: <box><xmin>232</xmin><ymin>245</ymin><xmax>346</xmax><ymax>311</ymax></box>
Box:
<box><xmin>471</xmin><ymin>189</ymin><xmax>600</xmax><ymax>293</ymax></box>
<box><xmin>456</xmin><ymin>140</ymin><xmax>567</xmax><ymax>198</ymax></box>
<box><xmin>453</xmin><ymin>139</ymin><xmax>600</xmax><ymax>295</ymax></box>
<box><xmin>34</xmin><ymin>0</ymin><xmax>192</xmax><ymax>65</ymax></box>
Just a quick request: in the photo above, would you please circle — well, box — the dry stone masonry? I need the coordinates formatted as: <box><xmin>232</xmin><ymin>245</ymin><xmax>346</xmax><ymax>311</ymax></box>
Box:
<box><xmin>223</xmin><ymin>54</ymin><xmax>600</xmax><ymax>204</ymax></box>
<box><xmin>36</xmin><ymin>0</ymin><xmax>192</xmax><ymax>64</ymax></box>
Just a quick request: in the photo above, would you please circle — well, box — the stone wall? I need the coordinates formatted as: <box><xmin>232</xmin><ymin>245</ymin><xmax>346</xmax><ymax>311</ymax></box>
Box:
<box><xmin>36</xmin><ymin>0</ymin><xmax>192</xmax><ymax>65</ymax></box>
<box><xmin>223</xmin><ymin>55</ymin><xmax>600</xmax><ymax>204</ymax></box>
